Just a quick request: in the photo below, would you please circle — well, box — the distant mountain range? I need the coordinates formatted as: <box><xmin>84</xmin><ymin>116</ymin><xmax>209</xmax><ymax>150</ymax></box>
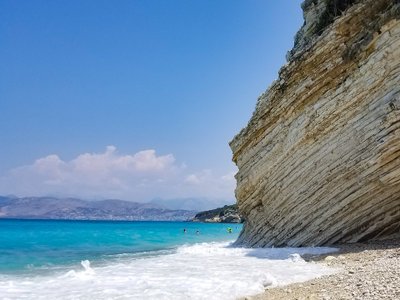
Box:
<box><xmin>0</xmin><ymin>196</ymin><xmax>196</xmax><ymax>221</ymax></box>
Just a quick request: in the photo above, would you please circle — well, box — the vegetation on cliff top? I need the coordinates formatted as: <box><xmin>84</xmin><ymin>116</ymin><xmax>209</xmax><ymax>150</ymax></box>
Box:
<box><xmin>192</xmin><ymin>204</ymin><xmax>244</xmax><ymax>223</ymax></box>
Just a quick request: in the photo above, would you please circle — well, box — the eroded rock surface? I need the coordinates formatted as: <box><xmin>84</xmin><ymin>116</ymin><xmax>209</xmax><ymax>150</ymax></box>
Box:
<box><xmin>230</xmin><ymin>0</ymin><xmax>400</xmax><ymax>247</ymax></box>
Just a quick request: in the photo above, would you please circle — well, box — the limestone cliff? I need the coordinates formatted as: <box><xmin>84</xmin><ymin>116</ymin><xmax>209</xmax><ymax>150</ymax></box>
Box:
<box><xmin>230</xmin><ymin>0</ymin><xmax>400</xmax><ymax>247</ymax></box>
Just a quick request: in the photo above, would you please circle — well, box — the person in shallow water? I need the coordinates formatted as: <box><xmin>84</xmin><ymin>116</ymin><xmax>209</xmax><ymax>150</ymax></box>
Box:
<box><xmin>183</xmin><ymin>228</ymin><xmax>187</xmax><ymax>233</ymax></box>
<box><xmin>227</xmin><ymin>228</ymin><xmax>233</xmax><ymax>233</ymax></box>
<box><xmin>196</xmin><ymin>230</ymin><xmax>200</xmax><ymax>235</ymax></box>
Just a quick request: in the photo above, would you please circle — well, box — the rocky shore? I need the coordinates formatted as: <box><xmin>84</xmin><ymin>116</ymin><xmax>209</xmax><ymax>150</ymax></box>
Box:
<box><xmin>241</xmin><ymin>237</ymin><xmax>400</xmax><ymax>300</ymax></box>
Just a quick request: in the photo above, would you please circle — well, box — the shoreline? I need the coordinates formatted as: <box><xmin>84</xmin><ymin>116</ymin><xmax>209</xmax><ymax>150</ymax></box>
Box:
<box><xmin>241</xmin><ymin>237</ymin><xmax>400</xmax><ymax>300</ymax></box>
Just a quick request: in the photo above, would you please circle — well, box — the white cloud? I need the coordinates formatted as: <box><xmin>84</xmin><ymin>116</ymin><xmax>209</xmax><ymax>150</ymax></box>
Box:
<box><xmin>70</xmin><ymin>146</ymin><xmax>175</xmax><ymax>175</ymax></box>
<box><xmin>185</xmin><ymin>174</ymin><xmax>201</xmax><ymax>185</ymax></box>
<box><xmin>221</xmin><ymin>171</ymin><xmax>236</xmax><ymax>182</ymax></box>
<box><xmin>182</xmin><ymin>169</ymin><xmax>236</xmax><ymax>200</ymax></box>
<box><xmin>0</xmin><ymin>146</ymin><xmax>236</xmax><ymax>203</ymax></box>
<box><xmin>184</xmin><ymin>170</ymin><xmax>212</xmax><ymax>185</ymax></box>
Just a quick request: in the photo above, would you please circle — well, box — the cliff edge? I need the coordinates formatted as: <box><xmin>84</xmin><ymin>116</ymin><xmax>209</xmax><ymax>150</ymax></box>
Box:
<box><xmin>230</xmin><ymin>0</ymin><xmax>400</xmax><ymax>247</ymax></box>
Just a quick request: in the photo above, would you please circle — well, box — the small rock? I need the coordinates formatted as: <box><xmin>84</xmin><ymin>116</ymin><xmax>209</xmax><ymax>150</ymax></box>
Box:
<box><xmin>324</xmin><ymin>256</ymin><xmax>336</xmax><ymax>261</ymax></box>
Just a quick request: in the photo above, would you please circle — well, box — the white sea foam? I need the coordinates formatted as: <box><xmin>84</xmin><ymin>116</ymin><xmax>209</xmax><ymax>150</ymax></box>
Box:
<box><xmin>0</xmin><ymin>242</ymin><xmax>338</xmax><ymax>300</ymax></box>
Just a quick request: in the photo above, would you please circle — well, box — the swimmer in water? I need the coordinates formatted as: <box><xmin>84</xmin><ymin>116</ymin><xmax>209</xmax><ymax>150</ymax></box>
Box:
<box><xmin>183</xmin><ymin>228</ymin><xmax>187</xmax><ymax>233</ymax></box>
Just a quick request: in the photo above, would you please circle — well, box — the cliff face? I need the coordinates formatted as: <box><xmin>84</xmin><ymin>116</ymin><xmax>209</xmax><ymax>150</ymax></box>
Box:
<box><xmin>230</xmin><ymin>0</ymin><xmax>400</xmax><ymax>247</ymax></box>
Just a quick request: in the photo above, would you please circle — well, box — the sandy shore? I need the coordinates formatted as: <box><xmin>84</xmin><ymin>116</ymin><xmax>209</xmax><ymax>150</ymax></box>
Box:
<box><xmin>241</xmin><ymin>238</ymin><xmax>400</xmax><ymax>300</ymax></box>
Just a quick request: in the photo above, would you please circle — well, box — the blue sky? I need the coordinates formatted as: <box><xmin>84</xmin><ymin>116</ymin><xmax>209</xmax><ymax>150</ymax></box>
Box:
<box><xmin>0</xmin><ymin>0</ymin><xmax>303</xmax><ymax>204</ymax></box>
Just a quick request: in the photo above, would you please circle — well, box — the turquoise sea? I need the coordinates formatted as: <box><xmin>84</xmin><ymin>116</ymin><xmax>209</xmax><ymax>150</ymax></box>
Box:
<box><xmin>0</xmin><ymin>219</ymin><xmax>241</xmax><ymax>273</ymax></box>
<box><xmin>0</xmin><ymin>219</ymin><xmax>336</xmax><ymax>300</ymax></box>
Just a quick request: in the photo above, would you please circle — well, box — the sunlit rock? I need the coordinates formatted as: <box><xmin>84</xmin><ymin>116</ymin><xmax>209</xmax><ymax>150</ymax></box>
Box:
<box><xmin>230</xmin><ymin>0</ymin><xmax>400</xmax><ymax>247</ymax></box>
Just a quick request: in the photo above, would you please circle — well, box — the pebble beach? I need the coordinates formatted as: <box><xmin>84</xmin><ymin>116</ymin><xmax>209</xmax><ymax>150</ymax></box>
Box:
<box><xmin>242</xmin><ymin>237</ymin><xmax>400</xmax><ymax>300</ymax></box>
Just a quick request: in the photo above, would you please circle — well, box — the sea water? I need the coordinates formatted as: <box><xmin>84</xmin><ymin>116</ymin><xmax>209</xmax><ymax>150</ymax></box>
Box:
<box><xmin>0</xmin><ymin>219</ymin><xmax>337</xmax><ymax>299</ymax></box>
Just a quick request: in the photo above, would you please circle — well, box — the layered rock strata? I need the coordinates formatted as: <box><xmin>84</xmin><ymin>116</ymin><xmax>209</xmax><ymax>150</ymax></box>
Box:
<box><xmin>230</xmin><ymin>0</ymin><xmax>400</xmax><ymax>247</ymax></box>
